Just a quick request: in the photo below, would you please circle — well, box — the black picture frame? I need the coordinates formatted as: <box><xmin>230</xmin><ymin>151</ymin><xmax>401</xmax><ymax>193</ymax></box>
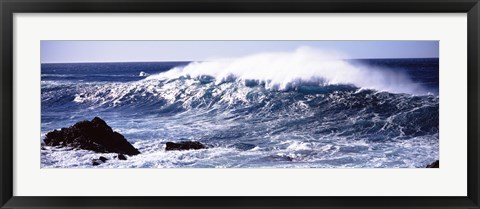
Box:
<box><xmin>1</xmin><ymin>0</ymin><xmax>479</xmax><ymax>208</ymax></box>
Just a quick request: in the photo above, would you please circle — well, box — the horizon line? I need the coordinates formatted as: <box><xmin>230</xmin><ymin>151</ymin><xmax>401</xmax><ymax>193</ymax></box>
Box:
<box><xmin>41</xmin><ymin>57</ymin><xmax>440</xmax><ymax>64</ymax></box>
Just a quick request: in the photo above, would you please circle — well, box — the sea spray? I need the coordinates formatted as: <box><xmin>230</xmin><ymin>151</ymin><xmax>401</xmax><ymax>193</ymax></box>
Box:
<box><xmin>147</xmin><ymin>47</ymin><xmax>426</xmax><ymax>94</ymax></box>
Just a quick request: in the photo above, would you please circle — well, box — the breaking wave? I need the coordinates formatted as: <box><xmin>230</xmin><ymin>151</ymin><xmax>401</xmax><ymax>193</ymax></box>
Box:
<box><xmin>148</xmin><ymin>47</ymin><xmax>426</xmax><ymax>94</ymax></box>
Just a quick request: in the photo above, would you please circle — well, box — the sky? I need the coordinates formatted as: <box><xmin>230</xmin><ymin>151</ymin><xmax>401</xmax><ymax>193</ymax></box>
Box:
<box><xmin>41</xmin><ymin>40</ymin><xmax>439</xmax><ymax>63</ymax></box>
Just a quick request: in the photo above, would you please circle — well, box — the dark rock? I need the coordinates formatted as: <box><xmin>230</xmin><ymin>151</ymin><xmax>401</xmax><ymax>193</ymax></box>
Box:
<box><xmin>232</xmin><ymin>143</ymin><xmax>256</xmax><ymax>151</ymax></box>
<box><xmin>426</xmin><ymin>160</ymin><xmax>439</xmax><ymax>168</ymax></box>
<box><xmin>43</xmin><ymin>117</ymin><xmax>140</xmax><ymax>155</ymax></box>
<box><xmin>92</xmin><ymin>159</ymin><xmax>103</xmax><ymax>166</ymax></box>
<box><xmin>99</xmin><ymin>156</ymin><xmax>108</xmax><ymax>162</ymax></box>
<box><xmin>263</xmin><ymin>155</ymin><xmax>293</xmax><ymax>162</ymax></box>
<box><xmin>165</xmin><ymin>141</ymin><xmax>207</xmax><ymax>151</ymax></box>
<box><xmin>118</xmin><ymin>154</ymin><xmax>127</xmax><ymax>160</ymax></box>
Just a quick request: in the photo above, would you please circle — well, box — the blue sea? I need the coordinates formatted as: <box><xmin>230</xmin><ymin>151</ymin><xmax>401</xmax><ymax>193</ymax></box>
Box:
<box><xmin>41</xmin><ymin>58</ymin><xmax>439</xmax><ymax>168</ymax></box>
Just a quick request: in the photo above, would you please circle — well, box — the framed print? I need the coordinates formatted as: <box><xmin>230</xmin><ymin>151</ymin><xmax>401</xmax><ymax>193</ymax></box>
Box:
<box><xmin>1</xmin><ymin>0</ymin><xmax>479</xmax><ymax>208</ymax></box>
<box><xmin>39</xmin><ymin>40</ymin><xmax>441</xmax><ymax>169</ymax></box>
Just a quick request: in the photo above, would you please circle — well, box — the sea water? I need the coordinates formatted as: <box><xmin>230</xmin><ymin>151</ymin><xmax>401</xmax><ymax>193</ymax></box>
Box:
<box><xmin>41</xmin><ymin>54</ymin><xmax>439</xmax><ymax>168</ymax></box>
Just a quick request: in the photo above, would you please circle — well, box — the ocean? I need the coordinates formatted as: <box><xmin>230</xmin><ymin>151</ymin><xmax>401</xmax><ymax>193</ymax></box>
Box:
<box><xmin>41</xmin><ymin>58</ymin><xmax>439</xmax><ymax>168</ymax></box>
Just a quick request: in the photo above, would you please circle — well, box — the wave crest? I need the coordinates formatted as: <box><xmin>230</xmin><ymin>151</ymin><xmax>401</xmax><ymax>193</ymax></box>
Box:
<box><xmin>147</xmin><ymin>47</ymin><xmax>426</xmax><ymax>94</ymax></box>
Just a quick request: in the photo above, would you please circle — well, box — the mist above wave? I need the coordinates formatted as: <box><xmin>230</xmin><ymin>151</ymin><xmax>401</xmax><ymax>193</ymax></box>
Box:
<box><xmin>147</xmin><ymin>47</ymin><xmax>426</xmax><ymax>95</ymax></box>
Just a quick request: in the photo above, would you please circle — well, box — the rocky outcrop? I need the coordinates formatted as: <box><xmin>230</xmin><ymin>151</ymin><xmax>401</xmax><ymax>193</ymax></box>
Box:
<box><xmin>117</xmin><ymin>154</ymin><xmax>127</xmax><ymax>160</ymax></box>
<box><xmin>92</xmin><ymin>156</ymin><xmax>108</xmax><ymax>166</ymax></box>
<box><xmin>92</xmin><ymin>159</ymin><xmax>103</xmax><ymax>166</ymax></box>
<box><xmin>99</xmin><ymin>156</ymin><xmax>108</xmax><ymax>162</ymax></box>
<box><xmin>426</xmin><ymin>160</ymin><xmax>439</xmax><ymax>168</ymax></box>
<box><xmin>43</xmin><ymin>117</ymin><xmax>140</xmax><ymax>155</ymax></box>
<box><xmin>165</xmin><ymin>141</ymin><xmax>206</xmax><ymax>151</ymax></box>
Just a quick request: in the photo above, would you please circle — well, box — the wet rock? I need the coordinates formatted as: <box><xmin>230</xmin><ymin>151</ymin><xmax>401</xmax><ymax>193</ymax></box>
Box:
<box><xmin>92</xmin><ymin>159</ymin><xmax>103</xmax><ymax>166</ymax></box>
<box><xmin>99</xmin><ymin>156</ymin><xmax>108</xmax><ymax>162</ymax></box>
<box><xmin>165</xmin><ymin>141</ymin><xmax>206</xmax><ymax>151</ymax></box>
<box><xmin>118</xmin><ymin>154</ymin><xmax>127</xmax><ymax>160</ymax></box>
<box><xmin>264</xmin><ymin>155</ymin><xmax>293</xmax><ymax>162</ymax></box>
<box><xmin>43</xmin><ymin>117</ymin><xmax>140</xmax><ymax>155</ymax></box>
<box><xmin>426</xmin><ymin>160</ymin><xmax>439</xmax><ymax>168</ymax></box>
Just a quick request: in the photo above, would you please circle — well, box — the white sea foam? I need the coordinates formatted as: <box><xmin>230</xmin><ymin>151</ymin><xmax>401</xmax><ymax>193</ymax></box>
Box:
<box><xmin>147</xmin><ymin>47</ymin><xmax>425</xmax><ymax>94</ymax></box>
<box><xmin>40</xmin><ymin>134</ymin><xmax>438</xmax><ymax>168</ymax></box>
<box><xmin>67</xmin><ymin>47</ymin><xmax>433</xmax><ymax>109</ymax></box>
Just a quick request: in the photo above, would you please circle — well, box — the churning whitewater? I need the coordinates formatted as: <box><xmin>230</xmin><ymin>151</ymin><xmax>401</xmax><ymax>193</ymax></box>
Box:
<box><xmin>41</xmin><ymin>48</ymin><xmax>439</xmax><ymax>168</ymax></box>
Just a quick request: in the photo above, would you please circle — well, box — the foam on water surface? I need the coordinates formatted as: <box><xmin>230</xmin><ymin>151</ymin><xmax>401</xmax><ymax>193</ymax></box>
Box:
<box><xmin>40</xmin><ymin>49</ymin><xmax>439</xmax><ymax>168</ymax></box>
